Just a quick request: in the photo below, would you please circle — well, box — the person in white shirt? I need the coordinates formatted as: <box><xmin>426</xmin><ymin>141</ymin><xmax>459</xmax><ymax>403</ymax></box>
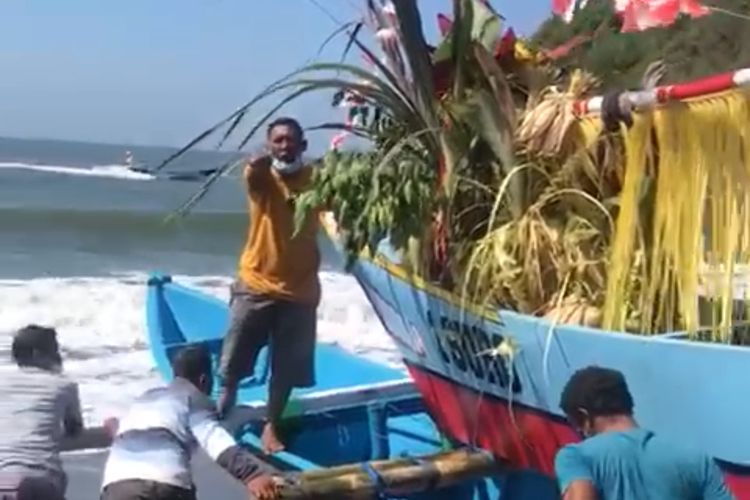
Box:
<box><xmin>0</xmin><ymin>325</ymin><xmax>95</xmax><ymax>500</ymax></box>
<box><xmin>100</xmin><ymin>345</ymin><xmax>279</xmax><ymax>500</ymax></box>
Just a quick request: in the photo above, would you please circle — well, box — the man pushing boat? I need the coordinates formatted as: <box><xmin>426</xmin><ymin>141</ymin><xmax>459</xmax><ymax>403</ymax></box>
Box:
<box><xmin>555</xmin><ymin>366</ymin><xmax>734</xmax><ymax>500</ymax></box>
<box><xmin>217</xmin><ymin>116</ymin><xmax>321</xmax><ymax>454</ymax></box>
<box><xmin>0</xmin><ymin>325</ymin><xmax>110</xmax><ymax>499</ymax></box>
<box><xmin>101</xmin><ymin>345</ymin><xmax>279</xmax><ymax>500</ymax></box>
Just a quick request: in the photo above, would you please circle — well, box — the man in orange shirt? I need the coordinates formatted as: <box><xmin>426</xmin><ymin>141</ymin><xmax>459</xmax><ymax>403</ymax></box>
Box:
<box><xmin>218</xmin><ymin>117</ymin><xmax>321</xmax><ymax>454</ymax></box>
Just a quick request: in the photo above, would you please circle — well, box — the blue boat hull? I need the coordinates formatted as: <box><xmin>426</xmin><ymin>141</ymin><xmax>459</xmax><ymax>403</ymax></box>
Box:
<box><xmin>321</xmin><ymin>211</ymin><xmax>750</xmax><ymax>498</ymax></box>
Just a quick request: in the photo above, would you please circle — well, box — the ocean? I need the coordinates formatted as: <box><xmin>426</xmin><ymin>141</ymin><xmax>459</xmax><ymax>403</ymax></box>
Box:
<box><xmin>0</xmin><ymin>136</ymin><xmax>399</xmax><ymax>425</ymax></box>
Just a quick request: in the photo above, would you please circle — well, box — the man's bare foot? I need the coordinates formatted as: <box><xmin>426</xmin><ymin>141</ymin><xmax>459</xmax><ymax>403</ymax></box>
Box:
<box><xmin>261</xmin><ymin>422</ymin><xmax>285</xmax><ymax>454</ymax></box>
<box><xmin>217</xmin><ymin>384</ymin><xmax>237</xmax><ymax>418</ymax></box>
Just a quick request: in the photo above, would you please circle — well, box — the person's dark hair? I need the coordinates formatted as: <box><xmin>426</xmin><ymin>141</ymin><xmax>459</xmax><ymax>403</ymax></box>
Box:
<box><xmin>560</xmin><ymin>366</ymin><xmax>634</xmax><ymax>419</ymax></box>
<box><xmin>12</xmin><ymin>325</ymin><xmax>60</xmax><ymax>368</ymax></box>
<box><xmin>267</xmin><ymin>117</ymin><xmax>304</xmax><ymax>139</ymax></box>
<box><xmin>171</xmin><ymin>345</ymin><xmax>212</xmax><ymax>385</ymax></box>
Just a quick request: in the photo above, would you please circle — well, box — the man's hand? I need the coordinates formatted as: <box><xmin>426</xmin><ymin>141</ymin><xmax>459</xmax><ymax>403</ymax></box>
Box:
<box><xmin>103</xmin><ymin>417</ymin><xmax>119</xmax><ymax>438</ymax></box>
<box><xmin>246</xmin><ymin>474</ymin><xmax>280</xmax><ymax>500</ymax></box>
<box><xmin>248</xmin><ymin>154</ymin><xmax>272</xmax><ymax>170</ymax></box>
<box><xmin>244</xmin><ymin>154</ymin><xmax>272</xmax><ymax>192</ymax></box>
<box><xmin>562</xmin><ymin>480</ymin><xmax>599</xmax><ymax>500</ymax></box>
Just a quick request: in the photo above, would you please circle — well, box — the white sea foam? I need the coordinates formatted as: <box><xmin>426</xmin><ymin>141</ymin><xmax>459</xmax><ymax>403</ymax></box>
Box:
<box><xmin>0</xmin><ymin>162</ymin><xmax>155</xmax><ymax>181</ymax></box>
<box><xmin>0</xmin><ymin>272</ymin><xmax>399</xmax><ymax>425</ymax></box>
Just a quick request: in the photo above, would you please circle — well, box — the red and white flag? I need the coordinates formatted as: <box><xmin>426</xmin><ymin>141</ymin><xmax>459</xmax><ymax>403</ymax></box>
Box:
<box><xmin>553</xmin><ymin>0</ymin><xmax>710</xmax><ymax>31</ymax></box>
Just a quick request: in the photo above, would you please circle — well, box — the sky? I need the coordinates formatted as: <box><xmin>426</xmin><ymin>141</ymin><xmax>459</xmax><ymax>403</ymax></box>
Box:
<box><xmin>0</xmin><ymin>0</ymin><xmax>550</xmax><ymax>149</ymax></box>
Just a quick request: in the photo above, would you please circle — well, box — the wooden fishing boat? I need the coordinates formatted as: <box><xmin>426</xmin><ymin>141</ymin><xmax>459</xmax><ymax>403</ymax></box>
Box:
<box><xmin>145</xmin><ymin>273</ymin><xmax>564</xmax><ymax>498</ymax></box>
<box><xmin>318</xmin><ymin>67</ymin><xmax>750</xmax><ymax>499</ymax></box>
<box><xmin>145</xmin><ymin>3</ymin><xmax>750</xmax><ymax>496</ymax></box>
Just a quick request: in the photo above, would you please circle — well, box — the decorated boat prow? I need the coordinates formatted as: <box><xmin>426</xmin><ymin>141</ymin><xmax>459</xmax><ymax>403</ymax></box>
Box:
<box><xmin>324</xmin><ymin>218</ymin><xmax>750</xmax><ymax>497</ymax></box>
<box><xmin>304</xmin><ymin>4</ymin><xmax>750</xmax><ymax>497</ymax></box>
<box><xmin>317</xmin><ymin>53</ymin><xmax>750</xmax><ymax>498</ymax></box>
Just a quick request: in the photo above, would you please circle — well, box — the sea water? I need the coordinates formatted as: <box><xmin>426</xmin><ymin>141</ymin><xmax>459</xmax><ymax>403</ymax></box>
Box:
<box><xmin>0</xmin><ymin>137</ymin><xmax>400</xmax><ymax>425</ymax></box>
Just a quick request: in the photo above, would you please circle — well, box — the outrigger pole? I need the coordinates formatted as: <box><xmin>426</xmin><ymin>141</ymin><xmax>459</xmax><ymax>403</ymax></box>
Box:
<box><xmin>277</xmin><ymin>448</ymin><xmax>503</xmax><ymax>499</ymax></box>
<box><xmin>574</xmin><ymin>67</ymin><xmax>750</xmax><ymax>116</ymax></box>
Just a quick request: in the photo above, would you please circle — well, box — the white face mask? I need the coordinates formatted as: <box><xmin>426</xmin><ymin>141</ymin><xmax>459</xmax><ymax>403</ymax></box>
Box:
<box><xmin>271</xmin><ymin>156</ymin><xmax>303</xmax><ymax>175</ymax></box>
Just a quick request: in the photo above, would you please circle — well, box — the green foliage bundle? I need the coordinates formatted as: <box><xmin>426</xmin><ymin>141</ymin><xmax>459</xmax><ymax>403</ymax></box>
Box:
<box><xmin>294</xmin><ymin>149</ymin><xmax>436</xmax><ymax>265</ymax></box>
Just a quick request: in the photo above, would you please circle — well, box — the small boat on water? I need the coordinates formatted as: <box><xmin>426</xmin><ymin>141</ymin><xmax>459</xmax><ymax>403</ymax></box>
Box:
<box><xmin>145</xmin><ymin>273</ymin><xmax>561</xmax><ymax>498</ymax></box>
<box><xmin>159</xmin><ymin>168</ymin><xmax>220</xmax><ymax>182</ymax></box>
<box><xmin>124</xmin><ymin>150</ymin><xmax>219</xmax><ymax>182</ymax></box>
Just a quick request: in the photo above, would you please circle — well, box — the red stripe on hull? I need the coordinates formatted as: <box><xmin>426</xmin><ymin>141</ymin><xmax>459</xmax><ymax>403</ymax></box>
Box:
<box><xmin>724</xmin><ymin>473</ymin><xmax>750</xmax><ymax>500</ymax></box>
<box><xmin>406</xmin><ymin>363</ymin><xmax>578</xmax><ymax>475</ymax></box>
<box><xmin>406</xmin><ymin>363</ymin><xmax>750</xmax><ymax>499</ymax></box>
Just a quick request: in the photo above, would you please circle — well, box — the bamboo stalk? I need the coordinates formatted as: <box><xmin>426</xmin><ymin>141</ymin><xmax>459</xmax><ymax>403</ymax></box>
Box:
<box><xmin>300</xmin><ymin>454</ymin><xmax>432</xmax><ymax>481</ymax></box>
<box><xmin>279</xmin><ymin>449</ymin><xmax>503</xmax><ymax>499</ymax></box>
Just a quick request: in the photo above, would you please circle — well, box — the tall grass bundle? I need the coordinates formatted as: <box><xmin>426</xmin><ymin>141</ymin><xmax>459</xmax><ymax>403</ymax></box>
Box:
<box><xmin>459</xmin><ymin>69</ymin><xmax>615</xmax><ymax>324</ymax></box>
<box><xmin>463</xmin><ymin>86</ymin><xmax>750</xmax><ymax>342</ymax></box>
<box><xmin>459</xmin><ymin>152</ymin><xmax>613</xmax><ymax>322</ymax></box>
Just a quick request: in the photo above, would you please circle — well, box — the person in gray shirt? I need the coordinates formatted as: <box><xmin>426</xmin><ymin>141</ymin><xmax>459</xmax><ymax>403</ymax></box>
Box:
<box><xmin>0</xmin><ymin>325</ymin><xmax>91</xmax><ymax>499</ymax></box>
<box><xmin>101</xmin><ymin>345</ymin><xmax>279</xmax><ymax>500</ymax></box>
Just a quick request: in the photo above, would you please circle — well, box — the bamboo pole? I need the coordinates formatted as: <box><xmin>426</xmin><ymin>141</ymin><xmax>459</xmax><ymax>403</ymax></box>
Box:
<box><xmin>300</xmin><ymin>454</ymin><xmax>435</xmax><ymax>481</ymax></box>
<box><xmin>278</xmin><ymin>449</ymin><xmax>503</xmax><ymax>499</ymax></box>
<box><xmin>574</xmin><ymin>67</ymin><xmax>750</xmax><ymax>116</ymax></box>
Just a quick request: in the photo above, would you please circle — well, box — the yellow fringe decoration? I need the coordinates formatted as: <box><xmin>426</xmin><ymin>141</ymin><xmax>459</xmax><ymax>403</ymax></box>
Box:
<box><xmin>461</xmin><ymin>81</ymin><xmax>750</xmax><ymax>342</ymax></box>
<box><xmin>597</xmin><ymin>89</ymin><xmax>750</xmax><ymax>341</ymax></box>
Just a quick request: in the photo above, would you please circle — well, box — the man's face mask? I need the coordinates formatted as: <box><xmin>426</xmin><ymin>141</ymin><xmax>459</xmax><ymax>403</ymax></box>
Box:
<box><xmin>271</xmin><ymin>156</ymin><xmax>304</xmax><ymax>175</ymax></box>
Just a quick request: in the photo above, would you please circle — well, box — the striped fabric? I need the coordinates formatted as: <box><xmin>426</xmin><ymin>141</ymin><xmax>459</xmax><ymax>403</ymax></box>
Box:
<box><xmin>0</xmin><ymin>366</ymin><xmax>81</xmax><ymax>492</ymax></box>
<box><xmin>101</xmin><ymin>378</ymin><xmax>237</xmax><ymax>491</ymax></box>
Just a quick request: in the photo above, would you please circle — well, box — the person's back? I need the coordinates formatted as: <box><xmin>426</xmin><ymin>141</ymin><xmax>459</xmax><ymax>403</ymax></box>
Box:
<box><xmin>554</xmin><ymin>366</ymin><xmax>734</xmax><ymax>500</ymax></box>
<box><xmin>101</xmin><ymin>345</ymin><xmax>279</xmax><ymax>500</ymax></box>
<box><xmin>0</xmin><ymin>325</ymin><xmax>85</xmax><ymax>500</ymax></box>
<box><xmin>0</xmin><ymin>367</ymin><xmax>78</xmax><ymax>490</ymax></box>
<box><xmin>557</xmin><ymin>428</ymin><xmax>731</xmax><ymax>500</ymax></box>
<box><xmin>102</xmin><ymin>378</ymin><xmax>224</xmax><ymax>489</ymax></box>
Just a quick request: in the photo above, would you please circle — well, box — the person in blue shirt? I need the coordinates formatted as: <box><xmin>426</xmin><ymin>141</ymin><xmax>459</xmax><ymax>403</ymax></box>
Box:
<box><xmin>554</xmin><ymin>366</ymin><xmax>735</xmax><ymax>500</ymax></box>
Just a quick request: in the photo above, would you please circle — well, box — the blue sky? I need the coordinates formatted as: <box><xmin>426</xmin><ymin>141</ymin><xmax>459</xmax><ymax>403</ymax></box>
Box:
<box><xmin>0</xmin><ymin>0</ymin><xmax>550</xmax><ymax>149</ymax></box>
